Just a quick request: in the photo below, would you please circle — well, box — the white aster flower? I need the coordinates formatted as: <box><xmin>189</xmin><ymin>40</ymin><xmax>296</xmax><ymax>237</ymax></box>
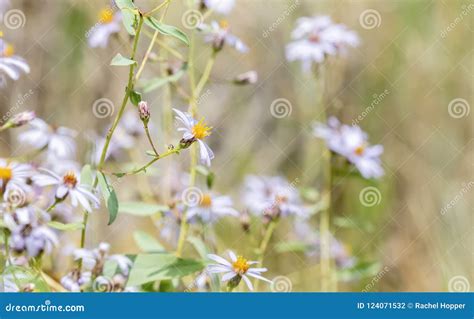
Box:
<box><xmin>0</xmin><ymin>158</ymin><xmax>32</xmax><ymax>199</ymax></box>
<box><xmin>203</xmin><ymin>0</ymin><xmax>235</xmax><ymax>15</ymax></box>
<box><xmin>207</xmin><ymin>251</ymin><xmax>272</xmax><ymax>291</ymax></box>
<box><xmin>243</xmin><ymin>175</ymin><xmax>308</xmax><ymax>219</ymax></box>
<box><xmin>286</xmin><ymin>15</ymin><xmax>359</xmax><ymax>71</ymax></box>
<box><xmin>61</xmin><ymin>269</ymin><xmax>92</xmax><ymax>292</ymax></box>
<box><xmin>186</xmin><ymin>192</ymin><xmax>239</xmax><ymax>223</ymax></box>
<box><xmin>87</xmin><ymin>7</ymin><xmax>122</xmax><ymax>48</ymax></box>
<box><xmin>32</xmin><ymin>169</ymin><xmax>99</xmax><ymax>213</ymax></box>
<box><xmin>18</xmin><ymin>118</ymin><xmax>77</xmax><ymax>159</ymax></box>
<box><xmin>313</xmin><ymin>117</ymin><xmax>384</xmax><ymax>179</ymax></box>
<box><xmin>174</xmin><ymin>108</ymin><xmax>214</xmax><ymax>167</ymax></box>
<box><xmin>198</xmin><ymin>20</ymin><xmax>248</xmax><ymax>53</ymax></box>
<box><xmin>0</xmin><ymin>39</ymin><xmax>30</xmax><ymax>81</ymax></box>
<box><xmin>10</xmin><ymin>225</ymin><xmax>58</xmax><ymax>258</ymax></box>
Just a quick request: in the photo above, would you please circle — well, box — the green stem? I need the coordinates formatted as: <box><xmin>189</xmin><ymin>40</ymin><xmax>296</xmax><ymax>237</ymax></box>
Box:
<box><xmin>114</xmin><ymin>146</ymin><xmax>181</xmax><ymax>176</ymax></box>
<box><xmin>320</xmin><ymin>150</ymin><xmax>332</xmax><ymax>291</ymax></box>
<box><xmin>144</xmin><ymin>125</ymin><xmax>159</xmax><ymax>156</ymax></box>
<box><xmin>194</xmin><ymin>51</ymin><xmax>217</xmax><ymax>98</ymax></box>
<box><xmin>144</xmin><ymin>0</ymin><xmax>171</xmax><ymax>17</ymax></box>
<box><xmin>46</xmin><ymin>198</ymin><xmax>62</xmax><ymax>213</ymax></box>
<box><xmin>254</xmin><ymin>219</ymin><xmax>278</xmax><ymax>291</ymax></box>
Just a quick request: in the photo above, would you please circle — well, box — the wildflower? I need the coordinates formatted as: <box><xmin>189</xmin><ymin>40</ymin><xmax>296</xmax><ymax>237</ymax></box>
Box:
<box><xmin>61</xmin><ymin>269</ymin><xmax>92</xmax><ymax>292</ymax></box>
<box><xmin>138</xmin><ymin>101</ymin><xmax>150</xmax><ymax>124</ymax></box>
<box><xmin>243</xmin><ymin>175</ymin><xmax>308</xmax><ymax>220</ymax></box>
<box><xmin>18</xmin><ymin>118</ymin><xmax>77</xmax><ymax>159</ymax></box>
<box><xmin>32</xmin><ymin>169</ymin><xmax>99</xmax><ymax>212</ymax></box>
<box><xmin>0</xmin><ymin>158</ymin><xmax>32</xmax><ymax>198</ymax></box>
<box><xmin>0</xmin><ymin>38</ymin><xmax>30</xmax><ymax>81</ymax></box>
<box><xmin>286</xmin><ymin>15</ymin><xmax>359</xmax><ymax>71</ymax></box>
<box><xmin>313</xmin><ymin>117</ymin><xmax>384</xmax><ymax>179</ymax></box>
<box><xmin>234</xmin><ymin>70</ymin><xmax>258</xmax><ymax>85</ymax></box>
<box><xmin>207</xmin><ymin>251</ymin><xmax>271</xmax><ymax>291</ymax></box>
<box><xmin>198</xmin><ymin>20</ymin><xmax>248</xmax><ymax>53</ymax></box>
<box><xmin>87</xmin><ymin>7</ymin><xmax>122</xmax><ymax>48</ymax></box>
<box><xmin>174</xmin><ymin>108</ymin><xmax>214</xmax><ymax>167</ymax></box>
<box><xmin>186</xmin><ymin>192</ymin><xmax>239</xmax><ymax>223</ymax></box>
<box><xmin>0</xmin><ymin>111</ymin><xmax>35</xmax><ymax>130</ymax></box>
<box><xmin>202</xmin><ymin>0</ymin><xmax>235</xmax><ymax>15</ymax></box>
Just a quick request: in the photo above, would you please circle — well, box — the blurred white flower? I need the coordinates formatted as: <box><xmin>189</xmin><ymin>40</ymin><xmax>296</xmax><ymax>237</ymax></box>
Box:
<box><xmin>0</xmin><ymin>159</ymin><xmax>32</xmax><ymax>199</ymax></box>
<box><xmin>174</xmin><ymin>108</ymin><xmax>214</xmax><ymax>167</ymax></box>
<box><xmin>243</xmin><ymin>175</ymin><xmax>308</xmax><ymax>219</ymax></box>
<box><xmin>286</xmin><ymin>15</ymin><xmax>359</xmax><ymax>71</ymax></box>
<box><xmin>234</xmin><ymin>70</ymin><xmax>258</xmax><ymax>85</ymax></box>
<box><xmin>18</xmin><ymin>118</ymin><xmax>77</xmax><ymax>159</ymax></box>
<box><xmin>203</xmin><ymin>0</ymin><xmax>235</xmax><ymax>15</ymax></box>
<box><xmin>186</xmin><ymin>192</ymin><xmax>239</xmax><ymax>223</ymax></box>
<box><xmin>10</xmin><ymin>224</ymin><xmax>58</xmax><ymax>257</ymax></box>
<box><xmin>313</xmin><ymin>117</ymin><xmax>384</xmax><ymax>179</ymax></box>
<box><xmin>198</xmin><ymin>20</ymin><xmax>248</xmax><ymax>52</ymax></box>
<box><xmin>61</xmin><ymin>269</ymin><xmax>92</xmax><ymax>292</ymax></box>
<box><xmin>33</xmin><ymin>169</ymin><xmax>99</xmax><ymax>213</ymax></box>
<box><xmin>88</xmin><ymin>8</ymin><xmax>122</xmax><ymax>48</ymax></box>
<box><xmin>207</xmin><ymin>251</ymin><xmax>271</xmax><ymax>291</ymax></box>
<box><xmin>0</xmin><ymin>39</ymin><xmax>30</xmax><ymax>81</ymax></box>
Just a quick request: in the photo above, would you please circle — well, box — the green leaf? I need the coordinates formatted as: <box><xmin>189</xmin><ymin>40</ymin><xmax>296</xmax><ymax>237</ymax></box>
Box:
<box><xmin>206</xmin><ymin>172</ymin><xmax>215</xmax><ymax>189</ymax></box>
<box><xmin>133</xmin><ymin>231</ymin><xmax>165</xmax><ymax>252</ymax></box>
<box><xmin>141</xmin><ymin>67</ymin><xmax>187</xmax><ymax>93</ymax></box>
<box><xmin>127</xmin><ymin>253</ymin><xmax>204</xmax><ymax>287</ymax></box>
<box><xmin>144</xmin><ymin>17</ymin><xmax>189</xmax><ymax>46</ymax></box>
<box><xmin>115</xmin><ymin>0</ymin><xmax>138</xmax><ymax>35</ymax></box>
<box><xmin>97</xmin><ymin>173</ymin><xmax>119</xmax><ymax>225</ymax></box>
<box><xmin>187</xmin><ymin>236</ymin><xmax>208</xmax><ymax>259</ymax></box>
<box><xmin>47</xmin><ymin>221</ymin><xmax>84</xmax><ymax>231</ymax></box>
<box><xmin>275</xmin><ymin>241</ymin><xmax>311</xmax><ymax>253</ymax></box>
<box><xmin>80</xmin><ymin>164</ymin><xmax>94</xmax><ymax>187</ymax></box>
<box><xmin>119</xmin><ymin>201</ymin><xmax>169</xmax><ymax>216</ymax></box>
<box><xmin>111</xmin><ymin>53</ymin><xmax>136</xmax><ymax>66</ymax></box>
<box><xmin>129</xmin><ymin>90</ymin><xmax>142</xmax><ymax>106</ymax></box>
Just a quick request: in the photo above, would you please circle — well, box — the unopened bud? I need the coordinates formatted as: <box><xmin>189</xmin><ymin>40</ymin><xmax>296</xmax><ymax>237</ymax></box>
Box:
<box><xmin>234</xmin><ymin>71</ymin><xmax>258</xmax><ymax>85</ymax></box>
<box><xmin>138</xmin><ymin>101</ymin><xmax>150</xmax><ymax>124</ymax></box>
<box><xmin>2</xmin><ymin>111</ymin><xmax>35</xmax><ymax>130</ymax></box>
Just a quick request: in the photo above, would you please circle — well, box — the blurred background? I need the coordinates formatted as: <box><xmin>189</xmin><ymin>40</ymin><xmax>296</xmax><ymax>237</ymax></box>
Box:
<box><xmin>0</xmin><ymin>0</ymin><xmax>472</xmax><ymax>292</ymax></box>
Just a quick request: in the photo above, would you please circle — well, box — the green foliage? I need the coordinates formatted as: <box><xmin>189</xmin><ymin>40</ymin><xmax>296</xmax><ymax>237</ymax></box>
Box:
<box><xmin>47</xmin><ymin>221</ymin><xmax>84</xmax><ymax>231</ymax></box>
<box><xmin>133</xmin><ymin>231</ymin><xmax>165</xmax><ymax>252</ymax></box>
<box><xmin>97</xmin><ymin>173</ymin><xmax>119</xmax><ymax>225</ymax></box>
<box><xmin>115</xmin><ymin>0</ymin><xmax>139</xmax><ymax>35</ymax></box>
<box><xmin>129</xmin><ymin>90</ymin><xmax>142</xmax><ymax>106</ymax></box>
<box><xmin>110</xmin><ymin>53</ymin><xmax>136</xmax><ymax>66</ymax></box>
<box><xmin>144</xmin><ymin>16</ymin><xmax>189</xmax><ymax>46</ymax></box>
<box><xmin>140</xmin><ymin>63</ymin><xmax>188</xmax><ymax>93</ymax></box>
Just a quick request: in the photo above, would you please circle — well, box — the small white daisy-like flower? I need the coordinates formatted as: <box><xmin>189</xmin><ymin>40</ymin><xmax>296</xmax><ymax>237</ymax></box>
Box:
<box><xmin>313</xmin><ymin>117</ymin><xmax>384</xmax><ymax>179</ymax></box>
<box><xmin>186</xmin><ymin>192</ymin><xmax>239</xmax><ymax>223</ymax></box>
<box><xmin>174</xmin><ymin>108</ymin><xmax>214</xmax><ymax>167</ymax></box>
<box><xmin>207</xmin><ymin>251</ymin><xmax>272</xmax><ymax>291</ymax></box>
<box><xmin>0</xmin><ymin>158</ymin><xmax>32</xmax><ymax>199</ymax></box>
<box><xmin>18</xmin><ymin>118</ymin><xmax>77</xmax><ymax>159</ymax></box>
<box><xmin>32</xmin><ymin>169</ymin><xmax>99</xmax><ymax>213</ymax></box>
<box><xmin>198</xmin><ymin>20</ymin><xmax>248</xmax><ymax>53</ymax></box>
<box><xmin>286</xmin><ymin>15</ymin><xmax>359</xmax><ymax>71</ymax></box>
<box><xmin>87</xmin><ymin>7</ymin><xmax>122</xmax><ymax>48</ymax></box>
<box><xmin>202</xmin><ymin>0</ymin><xmax>235</xmax><ymax>15</ymax></box>
<box><xmin>243</xmin><ymin>175</ymin><xmax>308</xmax><ymax>220</ymax></box>
<box><xmin>0</xmin><ymin>38</ymin><xmax>30</xmax><ymax>81</ymax></box>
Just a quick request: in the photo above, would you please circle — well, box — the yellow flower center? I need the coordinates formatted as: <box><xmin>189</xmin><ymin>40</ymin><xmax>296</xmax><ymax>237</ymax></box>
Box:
<box><xmin>200</xmin><ymin>194</ymin><xmax>212</xmax><ymax>207</ymax></box>
<box><xmin>232</xmin><ymin>256</ymin><xmax>250</xmax><ymax>275</ymax></box>
<box><xmin>192</xmin><ymin>119</ymin><xmax>212</xmax><ymax>140</ymax></box>
<box><xmin>2</xmin><ymin>44</ymin><xmax>14</xmax><ymax>57</ymax></box>
<box><xmin>354</xmin><ymin>145</ymin><xmax>365</xmax><ymax>156</ymax></box>
<box><xmin>63</xmin><ymin>171</ymin><xmax>78</xmax><ymax>188</ymax></box>
<box><xmin>99</xmin><ymin>8</ymin><xmax>114</xmax><ymax>24</ymax></box>
<box><xmin>275</xmin><ymin>194</ymin><xmax>288</xmax><ymax>204</ymax></box>
<box><xmin>0</xmin><ymin>167</ymin><xmax>12</xmax><ymax>181</ymax></box>
<box><xmin>219</xmin><ymin>19</ymin><xmax>229</xmax><ymax>29</ymax></box>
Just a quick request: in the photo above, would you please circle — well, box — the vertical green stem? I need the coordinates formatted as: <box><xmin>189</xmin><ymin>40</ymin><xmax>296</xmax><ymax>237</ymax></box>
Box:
<box><xmin>254</xmin><ymin>219</ymin><xmax>278</xmax><ymax>291</ymax></box>
<box><xmin>320</xmin><ymin>150</ymin><xmax>333</xmax><ymax>291</ymax></box>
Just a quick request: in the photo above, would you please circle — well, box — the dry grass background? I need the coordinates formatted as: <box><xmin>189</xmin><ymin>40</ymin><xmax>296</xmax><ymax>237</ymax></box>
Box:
<box><xmin>0</xmin><ymin>0</ymin><xmax>472</xmax><ymax>291</ymax></box>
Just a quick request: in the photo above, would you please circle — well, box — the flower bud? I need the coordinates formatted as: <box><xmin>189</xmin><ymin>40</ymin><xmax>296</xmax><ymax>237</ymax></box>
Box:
<box><xmin>234</xmin><ymin>71</ymin><xmax>258</xmax><ymax>85</ymax></box>
<box><xmin>138</xmin><ymin>101</ymin><xmax>150</xmax><ymax>124</ymax></box>
<box><xmin>1</xmin><ymin>111</ymin><xmax>35</xmax><ymax>130</ymax></box>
